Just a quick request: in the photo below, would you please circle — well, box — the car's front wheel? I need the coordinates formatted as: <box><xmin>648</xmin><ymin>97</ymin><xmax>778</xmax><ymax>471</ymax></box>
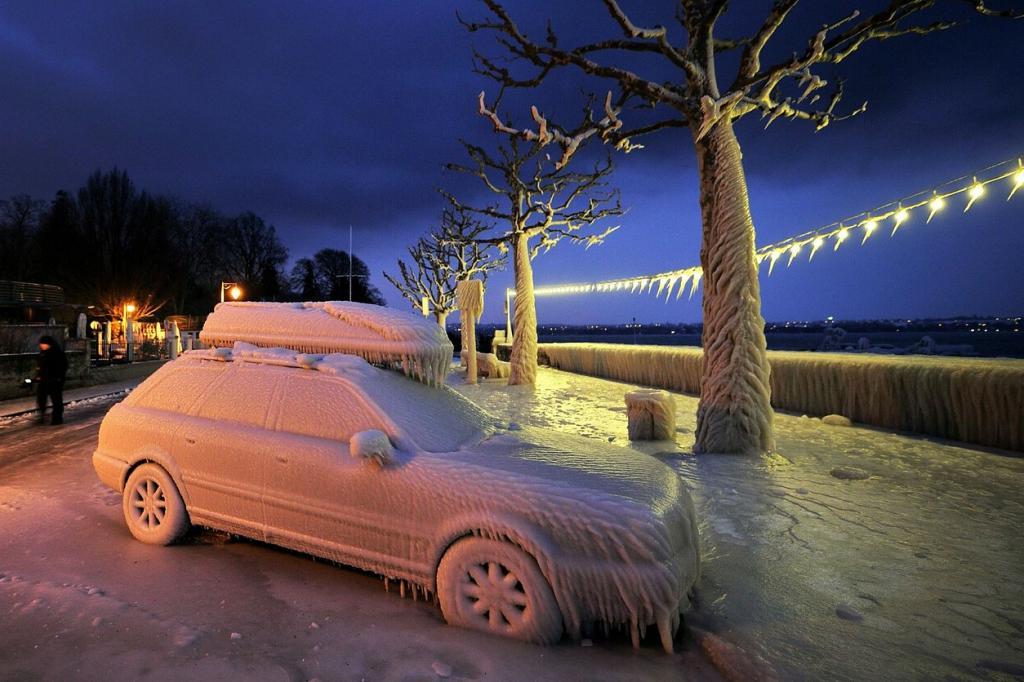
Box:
<box><xmin>437</xmin><ymin>537</ymin><xmax>562</xmax><ymax>644</ymax></box>
<box><xmin>122</xmin><ymin>463</ymin><xmax>190</xmax><ymax>545</ymax></box>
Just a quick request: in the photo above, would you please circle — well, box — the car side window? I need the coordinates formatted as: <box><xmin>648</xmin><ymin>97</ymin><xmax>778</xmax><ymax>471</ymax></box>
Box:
<box><xmin>128</xmin><ymin>363</ymin><xmax>227</xmax><ymax>415</ymax></box>
<box><xmin>194</xmin><ymin>363</ymin><xmax>277</xmax><ymax>428</ymax></box>
<box><xmin>274</xmin><ymin>373</ymin><xmax>381</xmax><ymax>441</ymax></box>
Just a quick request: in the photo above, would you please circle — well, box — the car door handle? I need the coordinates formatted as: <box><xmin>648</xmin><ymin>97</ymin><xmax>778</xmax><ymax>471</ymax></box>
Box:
<box><xmin>185</xmin><ymin>437</ymin><xmax>196</xmax><ymax>445</ymax></box>
<box><xmin>275</xmin><ymin>456</ymin><xmax>288</xmax><ymax>464</ymax></box>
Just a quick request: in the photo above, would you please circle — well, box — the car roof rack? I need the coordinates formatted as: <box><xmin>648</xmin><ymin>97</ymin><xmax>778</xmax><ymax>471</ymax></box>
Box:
<box><xmin>199</xmin><ymin>301</ymin><xmax>452</xmax><ymax>386</ymax></box>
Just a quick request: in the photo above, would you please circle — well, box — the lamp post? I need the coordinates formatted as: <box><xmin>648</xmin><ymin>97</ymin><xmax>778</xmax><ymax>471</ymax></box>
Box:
<box><xmin>123</xmin><ymin>303</ymin><xmax>136</xmax><ymax>363</ymax></box>
<box><xmin>220</xmin><ymin>282</ymin><xmax>242</xmax><ymax>303</ymax></box>
<box><xmin>505</xmin><ymin>288</ymin><xmax>513</xmax><ymax>341</ymax></box>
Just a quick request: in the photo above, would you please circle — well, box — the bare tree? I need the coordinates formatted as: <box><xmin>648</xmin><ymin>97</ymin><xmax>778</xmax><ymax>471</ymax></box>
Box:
<box><xmin>219</xmin><ymin>211</ymin><xmax>289</xmax><ymax>300</ymax></box>
<box><xmin>463</xmin><ymin>0</ymin><xmax>1021</xmax><ymax>454</ymax></box>
<box><xmin>385</xmin><ymin>206</ymin><xmax>503</xmax><ymax>328</ymax></box>
<box><xmin>0</xmin><ymin>194</ymin><xmax>45</xmax><ymax>281</ymax></box>
<box><xmin>443</xmin><ymin>133</ymin><xmax>623</xmax><ymax>385</ymax></box>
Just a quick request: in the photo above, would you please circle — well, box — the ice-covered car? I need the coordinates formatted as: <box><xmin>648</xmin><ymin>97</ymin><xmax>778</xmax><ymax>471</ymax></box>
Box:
<box><xmin>93</xmin><ymin>344</ymin><xmax>699</xmax><ymax>651</ymax></box>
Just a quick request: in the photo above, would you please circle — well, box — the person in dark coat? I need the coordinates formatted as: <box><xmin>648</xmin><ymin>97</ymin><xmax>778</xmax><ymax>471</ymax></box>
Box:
<box><xmin>36</xmin><ymin>335</ymin><xmax>68</xmax><ymax>425</ymax></box>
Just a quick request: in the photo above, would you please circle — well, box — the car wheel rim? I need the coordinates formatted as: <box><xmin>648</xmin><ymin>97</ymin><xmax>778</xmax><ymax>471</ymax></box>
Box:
<box><xmin>129</xmin><ymin>477</ymin><xmax>167</xmax><ymax>530</ymax></box>
<box><xmin>457</xmin><ymin>560</ymin><xmax>529</xmax><ymax>632</ymax></box>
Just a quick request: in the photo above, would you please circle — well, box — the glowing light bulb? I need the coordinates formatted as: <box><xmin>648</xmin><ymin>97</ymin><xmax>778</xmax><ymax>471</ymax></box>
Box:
<box><xmin>861</xmin><ymin>219</ymin><xmax>878</xmax><ymax>244</ymax></box>
<box><xmin>834</xmin><ymin>228</ymin><xmax>850</xmax><ymax>251</ymax></box>
<box><xmin>809</xmin><ymin>236</ymin><xmax>825</xmax><ymax>261</ymax></box>
<box><xmin>787</xmin><ymin>243</ymin><xmax>802</xmax><ymax>266</ymax></box>
<box><xmin>926</xmin><ymin>195</ymin><xmax>945</xmax><ymax>223</ymax></box>
<box><xmin>768</xmin><ymin>249</ymin><xmax>783</xmax><ymax>275</ymax></box>
<box><xmin>891</xmin><ymin>208</ymin><xmax>909</xmax><ymax>236</ymax></box>
<box><xmin>965</xmin><ymin>180</ymin><xmax>984</xmax><ymax>212</ymax></box>
<box><xmin>1010</xmin><ymin>167</ymin><xmax>1024</xmax><ymax>200</ymax></box>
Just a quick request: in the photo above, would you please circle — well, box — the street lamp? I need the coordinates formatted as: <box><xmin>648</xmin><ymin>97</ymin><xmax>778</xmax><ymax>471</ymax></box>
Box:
<box><xmin>123</xmin><ymin>302</ymin><xmax>136</xmax><ymax>363</ymax></box>
<box><xmin>220</xmin><ymin>282</ymin><xmax>243</xmax><ymax>303</ymax></box>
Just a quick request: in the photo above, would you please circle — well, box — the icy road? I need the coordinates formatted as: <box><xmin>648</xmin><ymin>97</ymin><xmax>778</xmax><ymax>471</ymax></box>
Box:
<box><xmin>1</xmin><ymin>364</ymin><xmax>1023</xmax><ymax>681</ymax></box>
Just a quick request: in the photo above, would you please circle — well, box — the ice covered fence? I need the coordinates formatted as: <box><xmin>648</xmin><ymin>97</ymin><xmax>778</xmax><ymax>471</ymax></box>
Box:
<box><xmin>536</xmin><ymin>343</ymin><xmax>1024</xmax><ymax>452</ymax></box>
<box><xmin>625</xmin><ymin>389</ymin><xmax>676</xmax><ymax>441</ymax></box>
<box><xmin>199</xmin><ymin>301</ymin><xmax>453</xmax><ymax>386</ymax></box>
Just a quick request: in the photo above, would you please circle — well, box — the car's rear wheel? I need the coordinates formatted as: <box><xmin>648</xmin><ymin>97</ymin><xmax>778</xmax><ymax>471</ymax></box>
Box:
<box><xmin>437</xmin><ymin>537</ymin><xmax>562</xmax><ymax>644</ymax></box>
<box><xmin>122</xmin><ymin>463</ymin><xmax>189</xmax><ymax>545</ymax></box>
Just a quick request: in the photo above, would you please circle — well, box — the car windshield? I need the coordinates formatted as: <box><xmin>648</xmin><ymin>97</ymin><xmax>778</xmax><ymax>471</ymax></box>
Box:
<box><xmin>353</xmin><ymin>369</ymin><xmax>495</xmax><ymax>452</ymax></box>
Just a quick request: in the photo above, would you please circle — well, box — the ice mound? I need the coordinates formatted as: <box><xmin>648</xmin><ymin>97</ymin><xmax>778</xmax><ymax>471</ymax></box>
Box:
<box><xmin>199</xmin><ymin>301</ymin><xmax>453</xmax><ymax>385</ymax></box>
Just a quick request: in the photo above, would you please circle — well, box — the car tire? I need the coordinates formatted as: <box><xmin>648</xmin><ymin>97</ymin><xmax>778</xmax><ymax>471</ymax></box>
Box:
<box><xmin>437</xmin><ymin>537</ymin><xmax>562</xmax><ymax>644</ymax></box>
<box><xmin>122</xmin><ymin>463</ymin><xmax>190</xmax><ymax>545</ymax></box>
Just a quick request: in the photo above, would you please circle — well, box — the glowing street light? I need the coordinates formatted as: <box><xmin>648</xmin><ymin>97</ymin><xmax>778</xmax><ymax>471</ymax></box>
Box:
<box><xmin>809</xmin><ymin>236</ymin><xmax>825</xmax><ymax>261</ymax></box>
<box><xmin>833</xmin><ymin>227</ymin><xmax>850</xmax><ymax>250</ymax></box>
<box><xmin>926</xmin><ymin>194</ymin><xmax>945</xmax><ymax>223</ymax></box>
<box><xmin>1010</xmin><ymin>163</ymin><xmax>1024</xmax><ymax>200</ymax></box>
<box><xmin>891</xmin><ymin>207</ymin><xmax>910</xmax><ymax>236</ymax></box>
<box><xmin>861</xmin><ymin>218</ymin><xmax>879</xmax><ymax>244</ymax></box>
<box><xmin>220</xmin><ymin>282</ymin><xmax>243</xmax><ymax>303</ymax></box>
<box><xmin>965</xmin><ymin>179</ymin><xmax>985</xmax><ymax>212</ymax></box>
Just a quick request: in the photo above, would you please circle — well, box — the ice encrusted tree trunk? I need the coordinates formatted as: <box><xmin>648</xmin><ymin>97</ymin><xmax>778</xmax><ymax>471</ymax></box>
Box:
<box><xmin>443</xmin><ymin>135</ymin><xmax>623</xmax><ymax>386</ymax></box>
<box><xmin>509</xmin><ymin>231</ymin><xmax>539</xmax><ymax>385</ymax></box>
<box><xmin>693</xmin><ymin>120</ymin><xmax>772</xmax><ymax>453</ymax></box>
<box><xmin>463</xmin><ymin>0</ymin><xmax>1021</xmax><ymax>454</ymax></box>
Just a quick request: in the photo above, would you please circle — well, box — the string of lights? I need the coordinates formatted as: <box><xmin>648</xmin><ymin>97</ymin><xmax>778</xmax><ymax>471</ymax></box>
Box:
<box><xmin>509</xmin><ymin>156</ymin><xmax>1024</xmax><ymax>301</ymax></box>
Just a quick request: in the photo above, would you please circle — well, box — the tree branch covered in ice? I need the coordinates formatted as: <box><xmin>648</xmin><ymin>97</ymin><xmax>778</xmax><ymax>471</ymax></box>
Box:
<box><xmin>464</xmin><ymin>0</ymin><xmax>1021</xmax><ymax>156</ymax></box>
<box><xmin>384</xmin><ymin>206</ymin><xmax>504</xmax><ymax>328</ymax></box>
<box><xmin>441</xmin><ymin>125</ymin><xmax>624</xmax><ymax>385</ymax></box>
<box><xmin>443</xmin><ymin>133</ymin><xmax>623</xmax><ymax>259</ymax></box>
<box><xmin>460</xmin><ymin>0</ymin><xmax>1020</xmax><ymax>455</ymax></box>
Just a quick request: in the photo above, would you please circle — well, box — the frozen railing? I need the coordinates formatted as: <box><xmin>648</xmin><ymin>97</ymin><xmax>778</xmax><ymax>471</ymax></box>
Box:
<box><xmin>199</xmin><ymin>301</ymin><xmax>453</xmax><ymax>386</ymax></box>
<box><xmin>536</xmin><ymin>343</ymin><xmax>1024</xmax><ymax>452</ymax></box>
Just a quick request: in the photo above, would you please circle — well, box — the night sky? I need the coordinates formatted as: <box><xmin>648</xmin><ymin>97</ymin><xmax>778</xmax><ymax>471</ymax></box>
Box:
<box><xmin>2</xmin><ymin>1</ymin><xmax>1022</xmax><ymax>325</ymax></box>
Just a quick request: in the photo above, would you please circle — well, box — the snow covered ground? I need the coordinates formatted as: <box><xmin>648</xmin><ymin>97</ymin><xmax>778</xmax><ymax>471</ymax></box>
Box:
<box><xmin>1</xmin><ymin>365</ymin><xmax>1022</xmax><ymax>680</ymax></box>
<box><xmin>449</xmin><ymin>367</ymin><xmax>1024</xmax><ymax>680</ymax></box>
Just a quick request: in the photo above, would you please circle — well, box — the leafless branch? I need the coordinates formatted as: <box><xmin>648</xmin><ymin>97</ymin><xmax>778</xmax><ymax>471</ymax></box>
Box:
<box><xmin>442</xmin><ymin>128</ymin><xmax>624</xmax><ymax>262</ymax></box>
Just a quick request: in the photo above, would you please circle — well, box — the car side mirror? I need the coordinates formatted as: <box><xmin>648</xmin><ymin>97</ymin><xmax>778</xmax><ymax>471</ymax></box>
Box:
<box><xmin>349</xmin><ymin>429</ymin><xmax>395</xmax><ymax>467</ymax></box>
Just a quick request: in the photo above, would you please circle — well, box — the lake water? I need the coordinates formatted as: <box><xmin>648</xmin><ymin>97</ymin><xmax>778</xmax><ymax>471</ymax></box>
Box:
<box><xmin>535</xmin><ymin>330</ymin><xmax>1024</xmax><ymax>359</ymax></box>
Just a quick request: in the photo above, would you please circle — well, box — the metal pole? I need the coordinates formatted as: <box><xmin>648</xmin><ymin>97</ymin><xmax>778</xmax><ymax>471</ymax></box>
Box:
<box><xmin>125</xmin><ymin>306</ymin><xmax>134</xmax><ymax>363</ymax></box>
<box><xmin>349</xmin><ymin>225</ymin><xmax>353</xmax><ymax>302</ymax></box>
<box><xmin>505</xmin><ymin>288</ymin><xmax>513</xmax><ymax>341</ymax></box>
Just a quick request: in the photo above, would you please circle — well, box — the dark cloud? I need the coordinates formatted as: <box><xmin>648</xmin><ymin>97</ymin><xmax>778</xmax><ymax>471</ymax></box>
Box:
<box><xmin>1</xmin><ymin>1</ymin><xmax>1022</xmax><ymax>322</ymax></box>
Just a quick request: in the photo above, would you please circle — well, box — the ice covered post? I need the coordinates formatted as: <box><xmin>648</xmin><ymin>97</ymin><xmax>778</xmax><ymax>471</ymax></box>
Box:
<box><xmin>167</xmin><ymin>321</ymin><xmax>181</xmax><ymax>360</ymax></box>
<box><xmin>103</xmin><ymin>322</ymin><xmax>112</xmax><ymax>357</ymax></box>
<box><xmin>625</xmin><ymin>389</ymin><xmax>677</xmax><ymax>441</ymax></box>
<box><xmin>456</xmin><ymin>279</ymin><xmax>484</xmax><ymax>384</ymax></box>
